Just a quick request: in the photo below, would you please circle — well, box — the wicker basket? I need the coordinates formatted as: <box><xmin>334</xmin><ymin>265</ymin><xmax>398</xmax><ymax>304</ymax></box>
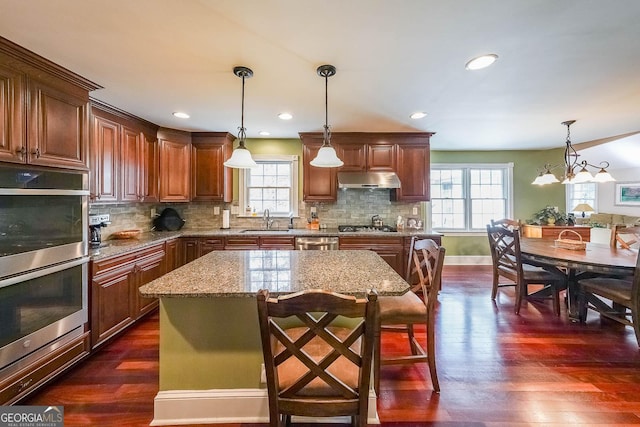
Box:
<box><xmin>554</xmin><ymin>229</ymin><xmax>586</xmax><ymax>250</ymax></box>
<box><xmin>110</xmin><ymin>229</ymin><xmax>142</xmax><ymax>240</ymax></box>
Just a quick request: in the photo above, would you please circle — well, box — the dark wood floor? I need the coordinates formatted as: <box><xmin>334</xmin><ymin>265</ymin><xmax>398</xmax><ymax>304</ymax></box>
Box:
<box><xmin>23</xmin><ymin>265</ymin><xmax>640</xmax><ymax>426</ymax></box>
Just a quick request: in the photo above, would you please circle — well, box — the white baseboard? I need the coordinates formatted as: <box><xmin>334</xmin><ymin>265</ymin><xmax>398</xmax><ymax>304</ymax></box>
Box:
<box><xmin>444</xmin><ymin>255</ymin><xmax>491</xmax><ymax>265</ymax></box>
<box><xmin>150</xmin><ymin>388</ymin><xmax>380</xmax><ymax>425</ymax></box>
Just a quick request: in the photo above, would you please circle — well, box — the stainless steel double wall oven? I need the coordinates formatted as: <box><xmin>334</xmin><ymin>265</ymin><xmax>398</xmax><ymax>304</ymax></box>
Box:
<box><xmin>0</xmin><ymin>164</ymin><xmax>89</xmax><ymax>373</ymax></box>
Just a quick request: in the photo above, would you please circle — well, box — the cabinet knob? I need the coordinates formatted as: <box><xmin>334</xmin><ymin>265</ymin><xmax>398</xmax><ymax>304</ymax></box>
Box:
<box><xmin>31</xmin><ymin>148</ymin><xmax>41</xmax><ymax>158</ymax></box>
<box><xmin>14</xmin><ymin>146</ymin><xmax>26</xmax><ymax>158</ymax></box>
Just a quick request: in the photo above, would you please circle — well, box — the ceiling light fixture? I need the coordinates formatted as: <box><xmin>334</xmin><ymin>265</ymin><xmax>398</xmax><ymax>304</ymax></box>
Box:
<box><xmin>223</xmin><ymin>66</ymin><xmax>257</xmax><ymax>169</ymax></box>
<box><xmin>532</xmin><ymin>120</ymin><xmax>615</xmax><ymax>185</ymax></box>
<box><xmin>173</xmin><ymin>112</ymin><xmax>190</xmax><ymax>119</ymax></box>
<box><xmin>278</xmin><ymin>112</ymin><xmax>293</xmax><ymax>120</ymax></box>
<box><xmin>465</xmin><ymin>54</ymin><xmax>498</xmax><ymax>70</ymax></box>
<box><xmin>410</xmin><ymin>112</ymin><xmax>427</xmax><ymax>119</ymax></box>
<box><xmin>310</xmin><ymin>64</ymin><xmax>343</xmax><ymax>168</ymax></box>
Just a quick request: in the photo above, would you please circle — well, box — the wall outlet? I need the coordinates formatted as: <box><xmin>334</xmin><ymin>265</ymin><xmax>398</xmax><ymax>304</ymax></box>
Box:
<box><xmin>214</xmin><ymin>206</ymin><xmax>220</xmax><ymax>215</ymax></box>
<box><xmin>412</xmin><ymin>207</ymin><xmax>419</xmax><ymax>215</ymax></box>
<box><xmin>310</xmin><ymin>206</ymin><xmax>317</xmax><ymax>215</ymax></box>
<box><xmin>260</xmin><ymin>363</ymin><xmax>266</xmax><ymax>384</ymax></box>
<box><xmin>150</xmin><ymin>208</ymin><xmax>156</xmax><ymax>219</ymax></box>
<box><xmin>230</xmin><ymin>205</ymin><xmax>239</xmax><ymax>215</ymax></box>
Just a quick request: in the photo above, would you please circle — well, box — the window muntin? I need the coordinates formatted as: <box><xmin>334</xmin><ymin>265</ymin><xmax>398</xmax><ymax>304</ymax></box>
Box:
<box><xmin>431</xmin><ymin>164</ymin><xmax>513</xmax><ymax>232</ymax></box>
<box><xmin>239</xmin><ymin>155</ymin><xmax>298</xmax><ymax>217</ymax></box>
<box><xmin>566</xmin><ymin>182</ymin><xmax>597</xmax><ymax>217</ymax></box>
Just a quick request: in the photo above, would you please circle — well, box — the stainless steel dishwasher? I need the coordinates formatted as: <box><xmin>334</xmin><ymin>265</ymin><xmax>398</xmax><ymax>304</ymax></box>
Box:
<box><xmin>295</xmin><ymin>236</ymin><xmax>339</xmax><ymax>250</ymax></box>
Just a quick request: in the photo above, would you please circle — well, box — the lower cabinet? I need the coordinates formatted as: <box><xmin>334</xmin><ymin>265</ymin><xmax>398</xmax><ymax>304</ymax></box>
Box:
<box><xmin>0</xmin><ymin>332</ymin><xmax>90</xmax><ymax>405</ymax></box>
<box><xmin>165</xmin><ymin>238</ymin><xmax>181</xmax><ymax>271</ymax></box>
<box><xmin>339</xmin><ymin>236</ymin><xmax>405</xmax><ymax>276</ymax></box>
<box><xmin>224</xmin><ymin>236</ymin><xmax>260</xmax><ymax>250</ymax></box>
<box><xmin>181</xmin><ymin>237</ymin><xmax>225</xmax><ymax>264</ymax></box>
<box><xmin>90</xmin><ymin>243</ymin><xmax>165</xmax><ymax>349</ymax></box>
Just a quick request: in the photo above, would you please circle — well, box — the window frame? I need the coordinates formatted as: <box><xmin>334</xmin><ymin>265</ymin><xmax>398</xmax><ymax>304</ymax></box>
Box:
<box><xmin>238</xmin><ymin>154</ymin><xmax>299</xmax><ymax>218</ymax></box>
<box><xmin>430</xmin><ymin>163</ymin><xmax>514</xmax><ymax>233</ymax></box>
<box><xmin>565</xmin><ymin>182</ymin><xmax>598</xmax><ymax>218</ymax></box>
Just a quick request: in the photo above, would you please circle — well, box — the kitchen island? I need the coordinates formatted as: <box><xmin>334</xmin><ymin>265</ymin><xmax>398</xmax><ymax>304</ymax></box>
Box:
<box><xmin>139</xmin><ymin>249</ymin><xmax>409</xmax><ymax>425</ymax></box>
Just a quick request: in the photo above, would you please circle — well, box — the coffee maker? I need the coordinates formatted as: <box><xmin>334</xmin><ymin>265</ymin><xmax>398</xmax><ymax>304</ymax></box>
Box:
<box><xmin>88</xmin><ymin>214</ymin><xmax>110</xmax><ymax>248</ymax></box>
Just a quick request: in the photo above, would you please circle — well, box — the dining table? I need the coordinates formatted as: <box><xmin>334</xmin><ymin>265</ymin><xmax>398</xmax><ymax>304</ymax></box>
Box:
<box><xmin>519</xmin><ymin>237</ymin><xmax>638</xmax><ymax>320</ymax></box>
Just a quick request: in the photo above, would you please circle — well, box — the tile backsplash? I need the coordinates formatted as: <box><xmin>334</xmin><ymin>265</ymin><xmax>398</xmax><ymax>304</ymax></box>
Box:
<box><xmin>89</xmin><ymin>189</ymin><xmax>424</xmax><ymax>239</ymax></box>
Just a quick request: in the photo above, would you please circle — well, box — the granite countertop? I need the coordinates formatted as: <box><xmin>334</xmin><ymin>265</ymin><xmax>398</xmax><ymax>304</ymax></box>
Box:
<box><xmin>89</xmin><ymin>227</ymin><xmax>441</xmax><ymax>261</ymax></box>
<box><xmin>139</xmin><ymin>249</ymin><xmax>409</xmax><ymax>298</ymax></box>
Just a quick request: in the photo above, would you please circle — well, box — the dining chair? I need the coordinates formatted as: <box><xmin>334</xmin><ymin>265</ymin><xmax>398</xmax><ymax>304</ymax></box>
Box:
<box><xmin>486</xmin><ymin>224</ymin><xmax>567</xmax><ymax>315</ymax></box>
<box><xmin>578</xmin><ymin>250</ymin><xmax>640</xmax><ymax>346</ymax></box>
<box><xmin>488</xmin><ymin>219</ymin><xmax>523</xmax><ymax>299</ymax></box>
<box><xmin>610</xmin><ymin>224</ymin><xmax>640</xmax><ymax>249</ymax></box>
<box><xmin>374</xmin><ymin>237</ymin><xmax>445</xmax><ymax>395</ymax></box>
<box><xmin>256</xmin><ymin>288</ymin><xmax>378</xmax><ymax>427</ymax></box>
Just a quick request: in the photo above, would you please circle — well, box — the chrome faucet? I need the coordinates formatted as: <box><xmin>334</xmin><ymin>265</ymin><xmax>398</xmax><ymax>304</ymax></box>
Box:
<box><xmin>263</xmin><ymin>209</ymin><xmax>274</xmax><ymax>229</ymax></box>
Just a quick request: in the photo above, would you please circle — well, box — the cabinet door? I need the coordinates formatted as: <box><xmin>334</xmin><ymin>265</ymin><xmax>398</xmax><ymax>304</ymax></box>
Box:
<box><xmin>182</xmin><ymin>238</ymin><xmax>200</xmax><ymax>265</ymax></box>
<box><xmin>91</xmin><ymin>268</ymin><xmax>136</xmax><ymax>349</ymax></box>
<box><xmin>367</xmin><ymin>144</ymin><xmax>396</xmax><ymax>171</ymax></box>
<box><xmin>120</xmin><ymin>125</ymin><xmax>141</xmax><ymax>202</ymax></box>
<box><xmin>191</xmin><ymin>141</ymin><xmax>229</xmax><ymax>201</ymax></box>
<box><xmin>396</xmin><ymin>144</ymin><xmax>430</xmax><ymax>201</ymax></box>
<box><xmin>302</xmin><ymin>143</ymin><xmax>337</xmax><ymax>202</ymax></box>
<box><xmin>164</xmin><ymin>239</ymin><xmax>181</xmax><ymax>272</ymax></box>
<box><xmin>337</xmin><ymin>143</ymin><xmax>366</xmax><ymax>172</ymax></box>
<box><xmin>90</xmin><ymin>115</ymin><xmax>119</xmax><ymax>202</ymax></box>
<box><xmin>135</xmin><ymin>253</ymin><xmax>164</xmax><ymax>318</ymax></box>
<box><xmin>27</xmin><ymin>77</ymin><xmax>89</xmax><ymax>170</ymax></box>
<box><xmin>140</xmin><ymin>132</ymin><xmax>159</xmax><ymax>203</ymax></box>
<box><xmin>159</xmin><ymin>139</ymin><xmax>190</xmax><ymax>202</ymax></box>
<box><xmin>199</xmin><ymin>238</ymin><xmax>225</xmax><ymax>256</ymax></box>
<box><xmin>0</xmin><ymin>64</ymin><xmax>25</xmax><ymax>164</ymax></box>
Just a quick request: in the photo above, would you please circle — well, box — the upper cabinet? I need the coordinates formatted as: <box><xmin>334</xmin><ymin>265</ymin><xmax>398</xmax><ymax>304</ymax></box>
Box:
<box><xmin>89</xmin><ymin>101</ymin><xmax>159</xmax><ymax>203</ymax></box>
<box><xmin>0</xmin><ymin>37</ymin><xmax>101</xmax><ymax>170</ymax></box>
<box><xmin>300</xmin><ymin>132</ymin><xmax>433</xmax><ymax>202</ymax></box>
<box><xmin>159</xmin><ymin>129</ymin><xmax>191</xmax><ymax>202</ymax></box>
<box><xmin>191</xmin><ymin>132</ymin><xmax>234</xmax><ymax>202</ymax></box>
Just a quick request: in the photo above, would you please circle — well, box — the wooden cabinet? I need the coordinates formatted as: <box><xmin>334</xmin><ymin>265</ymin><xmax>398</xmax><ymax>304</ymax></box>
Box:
<box><xmin>395</xmin><ymin>143</ymin><xmax>430</xmax><ymax>201</ymax></box>
<box><xmin>339</xmin><ymin>236</ymin><xmax>405</xmax><ymax>276</ymax></box>
<box><xmin>181</xmin><ymin>237</ymin><xmax>224</xmax><ymax>264</ymax></box>
<box><xmin>90</xmin><ymin>101</ymin><xmax>159</xmax><ymax>203</ymax></box>
<box><xmin>165</xmin><ymin>238</ymin><xmax>181</xmax><ymax>271</ymax></box>
<box><xmin>301</xmin><ymin>141</ymin><xmax>338</xmax><ymax>202</ymax></box>
<box><xmin>0</xmin><ymin>38</ymin><xmax>99</xmax><ymax>170</ymax></box>
<box><xmin>159</xmin><ymin>132</ymin><xmax>190</xmax><ymax>202</ymax></box>
<box><xmin>90</xmin><ymin>243</ymin><xmax>165</xmax><ymax>349</ymax></box>
<box><xmin>300</xmin><ymin>132</ymin><xmax>432</xmax><ymax>202</ymax></box>
<box><xmin>225</xmin><ymin>236</ymin><xmax>260</xmax><ymax>250</ymax></box>
<box><xmin>191</xmin><ymin>132</ymin><xmax>234</xmax><ymax>202</ymax></box>
<box><xmin>522</xmin><ymin>225</ymin><xmax>591</xmax><ymax>242</ymax></box>
<box><xmin>0</xmin><ymin>332</ymin><xmax>90</xmax><ymax>405</ymax></box>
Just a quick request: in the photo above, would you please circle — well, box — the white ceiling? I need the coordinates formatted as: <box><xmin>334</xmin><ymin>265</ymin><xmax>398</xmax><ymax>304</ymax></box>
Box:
<box><xmin>1</xmin><ymin>0</ymin><xmax>639</xmax><ymax>168</ymax></box>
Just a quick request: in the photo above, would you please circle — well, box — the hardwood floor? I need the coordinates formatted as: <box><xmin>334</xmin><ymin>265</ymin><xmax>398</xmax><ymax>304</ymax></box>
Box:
<box><xmin>23</xmin><ymin>265</ymin><xmax>640</xmax><ymax>426</ymax></box>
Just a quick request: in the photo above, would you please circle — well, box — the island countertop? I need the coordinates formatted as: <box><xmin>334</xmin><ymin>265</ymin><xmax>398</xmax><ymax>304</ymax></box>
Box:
<box><xmin>139</xmin><ymin>249</ymin><xmax>409</xmax><ymax>298</ymax></box>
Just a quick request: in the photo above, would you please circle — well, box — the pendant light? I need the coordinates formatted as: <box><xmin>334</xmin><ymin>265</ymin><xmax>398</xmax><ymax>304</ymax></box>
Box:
<box><xmin>310</xmin><ymin>64</ymin><xmax>343</xmax><ymax>168</ymax></box>
<box><xmin>224</xmin><ymin>66</ymin><xmax>257</xmax><ymax>169</ymax></box>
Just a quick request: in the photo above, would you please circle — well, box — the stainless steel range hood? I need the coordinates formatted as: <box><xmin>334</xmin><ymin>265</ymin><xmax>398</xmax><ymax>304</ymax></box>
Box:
<box><xmin>337</xmin><ymin>171</ymin><xmax>401</xmax><ymax>189</ymax></box>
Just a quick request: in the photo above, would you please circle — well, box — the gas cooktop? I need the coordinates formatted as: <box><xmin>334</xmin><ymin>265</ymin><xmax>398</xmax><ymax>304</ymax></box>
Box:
<box><xmin>338</xmin><ymin>225</ymin><xmax>398</xmax><ymax>233</ymax></box>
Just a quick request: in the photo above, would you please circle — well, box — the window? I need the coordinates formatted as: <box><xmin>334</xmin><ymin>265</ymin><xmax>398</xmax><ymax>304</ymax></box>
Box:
<box><xmin>430</xmin><ymin>163</ymin><xmax>513</xmax><ymax>232</ymax></box>
<box><xmin>238</xmin><ymin>154</ymin><xmax>299</xmax><ymax>217</ymax></box>
<box><xmin>566</xmin><ymin>182</ymin><xmax>597</xmax><ymax>217</ymax></box>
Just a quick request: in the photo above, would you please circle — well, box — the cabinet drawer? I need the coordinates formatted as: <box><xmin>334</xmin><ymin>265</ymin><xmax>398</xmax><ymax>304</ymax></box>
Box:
<box><xmin>225</xmin><ymin>236</ymin><xmax>260</xmax><ymax>249</ymax></box>
<box><xmin>260</xmin><ymin>236</ymin><xmax>296</xmax><ymax>249</ymax></box>
<box><xmin>339</xmin><ymin>236</ymin><xmax>404</xmax><ymax>248</ymax></box>
<box><xmin>0</xmin><ymin>332</ymin><xmax>90</xmax><ymax>405</ymax></box>
<box><xmin>92</xmin><ymin>243</ymin><xmax>164</xmax><ymax>276</ymax></box>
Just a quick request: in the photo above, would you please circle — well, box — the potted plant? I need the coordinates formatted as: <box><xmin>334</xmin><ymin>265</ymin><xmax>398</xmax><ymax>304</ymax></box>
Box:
<box><xmin>528</xmin><ymin>206</ymin><xmax>568</xmax><ymax>226</ymax></box>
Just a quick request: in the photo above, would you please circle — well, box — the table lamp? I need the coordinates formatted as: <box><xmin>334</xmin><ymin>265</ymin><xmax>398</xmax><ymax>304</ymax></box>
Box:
<box><xmin>573</xmin><ymin>203</ymin><xmax>594</xmax><ymax>218</ymax></box>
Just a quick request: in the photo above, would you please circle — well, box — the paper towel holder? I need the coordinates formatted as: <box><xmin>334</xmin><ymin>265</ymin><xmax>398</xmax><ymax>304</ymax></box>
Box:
<box><xmin>221</xmin><ymin>209</ymin><xmax>231</xmax><ymax>229</ymax></box>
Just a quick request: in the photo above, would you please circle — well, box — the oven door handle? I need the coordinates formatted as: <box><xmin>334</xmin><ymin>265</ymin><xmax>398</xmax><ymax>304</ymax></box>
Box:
<box><xmin>0</xmin><ymin>189</ymin><xmax>89</xmax><ymax>196</ymax></box>
<box><xmin>0</xmin><ymin>256</ymin><xmax>90</xmax><ymax>290</ymax></box>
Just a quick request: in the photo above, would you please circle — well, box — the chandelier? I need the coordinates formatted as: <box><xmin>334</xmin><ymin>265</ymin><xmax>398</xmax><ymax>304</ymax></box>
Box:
<box><xmin>532</xmin><ymin>120</ymin><xmax>615</xmax><ymax>185</ymax></box>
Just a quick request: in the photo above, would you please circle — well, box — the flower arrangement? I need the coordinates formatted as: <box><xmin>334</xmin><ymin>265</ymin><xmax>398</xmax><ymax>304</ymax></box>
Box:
<box><xmin>528</xmin><ymin>206</ymin><xmax>568</xmax><ymax>226</ymax></box>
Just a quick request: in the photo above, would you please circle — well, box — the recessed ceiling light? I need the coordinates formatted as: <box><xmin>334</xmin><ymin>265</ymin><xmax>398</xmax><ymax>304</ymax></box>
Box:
<box><xmin>173</xmin><ymin>112</ymin><xmax>190</xmax><ymax>119</ymax></box>
<box><xmin>259</xmin><ymin>131</ymin><xmax>270</xmax><ymax>136</ymax></box>
<box><xmin>278</xmin><ymin>112</ymin><xmax>293</xmax><ymax>120</ymax></box>
<box><xmin>465</xmin><ymin>54</ymin><xmax>498</xmax><ymax>70</ymax></box>
<box><xmin>410</xmin><ymin>112</ymin><xmax>427</xmax><ymax>119</ymax></box>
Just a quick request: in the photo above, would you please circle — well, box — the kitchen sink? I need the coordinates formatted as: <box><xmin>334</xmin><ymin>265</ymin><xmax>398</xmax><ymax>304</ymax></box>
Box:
<box><xmin>239</xmin><ymin>229</ymin><xmax>291</xmax><ymax>233</ymax></box>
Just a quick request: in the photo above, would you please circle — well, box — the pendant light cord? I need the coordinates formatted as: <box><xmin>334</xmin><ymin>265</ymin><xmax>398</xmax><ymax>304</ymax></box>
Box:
<box><xmin>323</xmin><ymin>69</ymin><xmax>331</xmax><ymax>147</ymax></box>
<box><xmin>238</xmin><ymin>72</ymin><xmax>247</xmax><ymax>146</ymax></box>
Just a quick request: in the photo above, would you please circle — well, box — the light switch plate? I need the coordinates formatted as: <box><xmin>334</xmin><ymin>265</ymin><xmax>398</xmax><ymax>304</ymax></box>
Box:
<box><xmin>231</xmin><ymin>205</ymin><xmax>239</xmax><ymax>215</ymax></box>
<box><xmin>412</xmin><ymin>207</ymin><xmax>418</xmax><ymax>215</ymax></box>
<box><xmin>214</xmin><ymin>206</ymin><xmax>220</xmax><ymax>215</ymax></box>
